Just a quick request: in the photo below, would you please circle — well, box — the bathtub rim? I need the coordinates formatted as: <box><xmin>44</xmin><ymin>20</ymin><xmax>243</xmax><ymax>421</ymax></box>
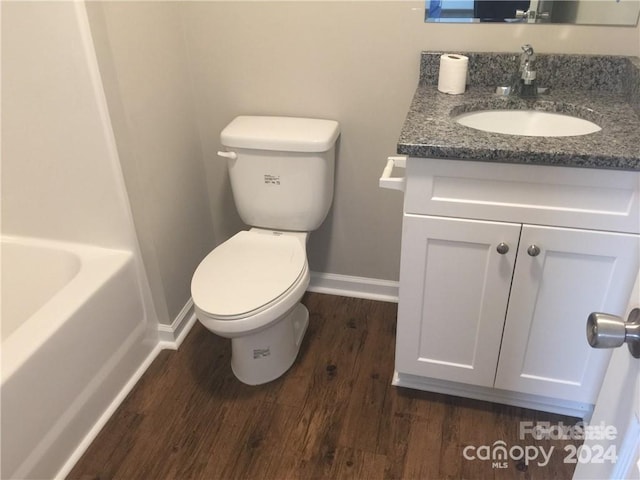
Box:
<box><xmin>1</xmin><ymin>234</ymin><xmax>135</xmax><ymax>385</ymax></box>
<box><xmin>2</xmin><ymin>236</ymin><xmax>83</xmax><ymax>341</ymax></box>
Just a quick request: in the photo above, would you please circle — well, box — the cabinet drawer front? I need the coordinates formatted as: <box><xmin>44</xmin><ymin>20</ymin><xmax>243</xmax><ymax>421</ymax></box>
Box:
<box><xmin>494</xmin><ymin>225</ymin><xmax>640</xmax><ymax>403</ymax></box>
<box><xmin>396</xmin><ymin>215</ymin><xmax>520</xmax><ymax>386</ymax></box>
<box><xmin>405</xmin><ymin>158</ymin><xmax>640</xmax><ymax>233</ymax></box>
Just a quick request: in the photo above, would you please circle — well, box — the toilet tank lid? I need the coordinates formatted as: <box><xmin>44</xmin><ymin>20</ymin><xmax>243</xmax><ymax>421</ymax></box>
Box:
<box><xmin>220</xmin><ymin>116</ymin><xmax>340</xmax><ymax>153</ymax></box>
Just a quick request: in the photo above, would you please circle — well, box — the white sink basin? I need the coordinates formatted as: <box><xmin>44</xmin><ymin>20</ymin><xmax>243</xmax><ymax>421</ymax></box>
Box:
<box><xmin>454</xmin><ymin>109</ymin><xmax>601</xmax><ymax>137</ymax></box>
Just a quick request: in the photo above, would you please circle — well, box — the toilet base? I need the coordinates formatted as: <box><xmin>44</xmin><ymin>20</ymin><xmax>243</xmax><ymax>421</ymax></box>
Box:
<box><xmin>230</xmin><ymin>302</ymin><xmax>309</xmax><ymax>385</ymax></box>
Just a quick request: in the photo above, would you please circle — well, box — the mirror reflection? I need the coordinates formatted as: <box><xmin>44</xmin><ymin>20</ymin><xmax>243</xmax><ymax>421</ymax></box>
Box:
<box><xmin>425</xmin><ymin>0</ymin><xmax>640</xmax><ymax>26</ymax></box>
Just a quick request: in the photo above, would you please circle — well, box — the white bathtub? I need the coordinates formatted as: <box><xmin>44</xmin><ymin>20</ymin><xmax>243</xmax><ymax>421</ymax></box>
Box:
<box><xmin>1</xmin><ymin>235</ymin><xmax>152</xmax><ymax>479</ymax></box>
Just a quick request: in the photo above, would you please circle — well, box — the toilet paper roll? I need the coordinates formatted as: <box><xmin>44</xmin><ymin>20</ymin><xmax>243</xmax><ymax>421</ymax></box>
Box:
<box><xmin>437</xmin><ymin>54</ymin><xmax>469</xmax><ymax>95</ymax></box>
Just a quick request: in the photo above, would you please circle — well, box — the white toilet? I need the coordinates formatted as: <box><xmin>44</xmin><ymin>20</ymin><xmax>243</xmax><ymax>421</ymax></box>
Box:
<box><xmin>191</xmin><ymin>115</ymin><xmax>340</xmax><ymax>385</ymax></box>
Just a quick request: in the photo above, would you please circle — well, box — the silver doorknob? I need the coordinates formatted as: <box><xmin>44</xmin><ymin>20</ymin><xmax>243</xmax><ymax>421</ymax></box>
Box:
<box><xmin>587</xmin><ymin>308</ymin><xmax>640</xmax><ymax>359</ymax></box>
<box><xmin>527</xmin><ymin>245</ymin><xmax>541</xmax><ymax>257</ymax></box>
<box><xmin>496</xmin><ymin>243</ymin><xmax>509</xmax><ymax>255</ymax></box>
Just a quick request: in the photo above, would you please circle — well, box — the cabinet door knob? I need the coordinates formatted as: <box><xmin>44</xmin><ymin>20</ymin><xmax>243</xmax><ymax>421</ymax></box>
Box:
<box><xmin>527</xmin><ymin>245</ymin><xmax>541</xmax><ymax>257</ymax></box>
<box><xmin>496</xmin><ymin>242</ymin><xmax>509</xmax><ymax>255</ymax></box>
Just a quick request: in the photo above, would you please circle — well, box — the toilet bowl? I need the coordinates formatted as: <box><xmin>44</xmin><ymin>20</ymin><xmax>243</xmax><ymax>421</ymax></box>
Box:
<box><xmin>191</xmin><ymin>229</ymin><xmax>310</xmax><ymax>385</ymax></box>
<box><xmin>191</xmin><ymin>115</ymin><xmax>340</xmax><ymax>385</ymax></box>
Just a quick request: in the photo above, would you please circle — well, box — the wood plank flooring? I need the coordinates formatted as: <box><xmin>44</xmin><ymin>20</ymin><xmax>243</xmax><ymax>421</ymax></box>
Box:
<box><xmin>68</xmin><ymin>293</ymin><xmax>582</xmax><ymax>480</ymax></box>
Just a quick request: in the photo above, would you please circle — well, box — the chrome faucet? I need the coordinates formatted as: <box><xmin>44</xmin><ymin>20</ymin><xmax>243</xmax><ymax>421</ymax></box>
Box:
<box><xmin>514</xmin><ymin>44</ymin><xmax>537</xmax><ymax>99</ymax></box>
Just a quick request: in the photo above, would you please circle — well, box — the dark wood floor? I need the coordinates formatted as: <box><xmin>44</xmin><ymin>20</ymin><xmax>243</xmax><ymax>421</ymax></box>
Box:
<box><xmin>69</xmin><ymin>293</ymin><xmax>581</xmax><ymax>480</ymax></box>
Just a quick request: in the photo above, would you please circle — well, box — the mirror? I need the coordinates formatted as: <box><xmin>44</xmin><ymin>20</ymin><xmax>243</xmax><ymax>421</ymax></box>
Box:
<box><xmin>425</xmin><ymin>0</ymin><xmax>640</xmax><ymax>25</ymax></box>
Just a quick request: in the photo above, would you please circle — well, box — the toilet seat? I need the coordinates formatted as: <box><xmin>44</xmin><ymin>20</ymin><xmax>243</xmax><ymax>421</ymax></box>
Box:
<box><xmin>191</xmin><ymin>230</ymin><xmax>307</xmax><ymax>320</ymax></box>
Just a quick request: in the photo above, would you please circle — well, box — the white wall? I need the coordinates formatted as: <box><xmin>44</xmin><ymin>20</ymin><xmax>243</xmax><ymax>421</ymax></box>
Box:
<box><xmin>86</xmin><ymin>2</ymin><xmax>215</xmax><ymax>325</ymax></box>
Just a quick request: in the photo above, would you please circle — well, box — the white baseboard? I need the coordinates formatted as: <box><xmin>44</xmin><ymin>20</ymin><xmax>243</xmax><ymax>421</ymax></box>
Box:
<box><xmin>159</xmin><ymin>272</ymin><xmax>399</xmax><ymax>348</ymax></box>
<box><xmin>157</xmin><ymin>299</ymin><xmax>198</xmax><ymax>349</ymax></box>
<box><xmin>308</xmin><ymin>271</ymin><xmax>399</xmax><ymax>303</ymax></box>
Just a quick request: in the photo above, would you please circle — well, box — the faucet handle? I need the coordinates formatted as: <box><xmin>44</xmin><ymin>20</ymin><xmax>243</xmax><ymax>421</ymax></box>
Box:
<box><xmin>521</xmin><ymin>44</ymin><xmax>536</xmax><ymax>62</ymax></box>
<box><xmin>516</xmin><ymin>9</ymin><xmax>533</xmax><ymax>19</ymax></box>
<box><xmin>518</xmin><ymin>44</ymin><xmax>536</xmax><ymax>76</ymax></box>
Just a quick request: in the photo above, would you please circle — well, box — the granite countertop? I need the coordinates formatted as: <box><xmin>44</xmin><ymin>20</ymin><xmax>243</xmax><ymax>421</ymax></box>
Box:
<box><xmin>398</xmin><ymin>53</ymin><xmax>640</xmax><ymax>171</ymax></box>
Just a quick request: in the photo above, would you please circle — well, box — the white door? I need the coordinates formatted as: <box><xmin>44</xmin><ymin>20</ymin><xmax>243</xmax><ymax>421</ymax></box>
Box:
<box><xmin>395</xmin><ymin>215</ymin><xmax>520</xmax><ymax>386</ymax></box>
<box><xmin>495</xmin><ymin>225</ymin><xmax>639</xmax><ymax>404</ymax></box>
<box><xmin>573</xmin><ymin>273</ymin><xmax>640</xmax><ymax>480</ymax></box>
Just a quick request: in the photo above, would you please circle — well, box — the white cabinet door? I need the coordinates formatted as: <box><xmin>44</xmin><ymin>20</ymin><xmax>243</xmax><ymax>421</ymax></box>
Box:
<box><xmin>495</xmin><ymin>225</ymin><xmax>639</xmax><ymax>404</ymax></box>
<box><xmin>395</xmin><ymin>215</ymin><xmax>520</xmax><ymax>387</ymax></box>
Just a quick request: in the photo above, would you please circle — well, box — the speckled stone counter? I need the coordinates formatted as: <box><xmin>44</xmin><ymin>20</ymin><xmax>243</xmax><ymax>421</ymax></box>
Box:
<box><xmin>398</xmin><ymin>52</ymin><xmax>640</xmax><ymax>171</ymax></box>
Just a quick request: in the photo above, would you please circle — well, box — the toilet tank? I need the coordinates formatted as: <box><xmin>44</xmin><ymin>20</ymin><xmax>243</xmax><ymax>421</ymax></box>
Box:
<box><xmin>220</xmin><ymin>116</ymin><xmax>340</xmax><ymax>232</ymax></box>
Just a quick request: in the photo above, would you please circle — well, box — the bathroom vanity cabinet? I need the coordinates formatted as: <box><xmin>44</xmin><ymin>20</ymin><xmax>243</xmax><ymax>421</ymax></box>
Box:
<box><xmin>391</xmin><ymin>157</ymin><xmax>640</xmax><ymax>417</ymax></box>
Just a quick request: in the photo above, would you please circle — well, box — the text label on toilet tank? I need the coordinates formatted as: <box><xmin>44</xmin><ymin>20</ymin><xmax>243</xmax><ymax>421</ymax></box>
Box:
<box><xmin>264</xmin><ymin>174</ymin><xmax>281</xmax><ymax>185</ymax></box>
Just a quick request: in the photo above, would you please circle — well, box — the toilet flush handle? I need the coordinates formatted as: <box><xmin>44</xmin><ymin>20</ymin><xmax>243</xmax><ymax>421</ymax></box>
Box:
<box><xmin>217</xmin><ymin>151</ymin><xmax>237</xmax><ymax>160</ymax></box>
